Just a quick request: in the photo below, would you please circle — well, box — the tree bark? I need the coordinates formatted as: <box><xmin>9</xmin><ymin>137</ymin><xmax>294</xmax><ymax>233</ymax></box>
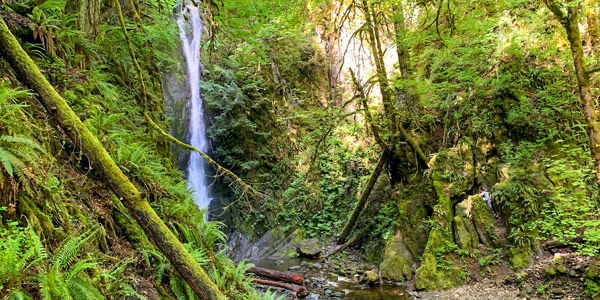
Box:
<box><xmin>543</xmin><ymin>0</ymin><xmax>600</xmax><ymax>188</ymax></box>
<box><xmin>0</xmin><ymin>17</ymin><xmax>225</xmax><ymax>300</ymax></box>
<box><xmin>251</xmin><ymin>279</ymin><xmax>310</xmax><ymax>298</ymax></box>
<box><xmin>245</xmin><ymin>266</ymin><xmax>304</xmax><ymax>285</ymax></box>
<box><xmin>65</xmin><ymin>0</ymin><xmax>102</xmax><ymax>39</ymax></box>
<box><xmin>337</xmin><ymin>150</ymin><xmax>388</xmax><ymax>244</ymax></box>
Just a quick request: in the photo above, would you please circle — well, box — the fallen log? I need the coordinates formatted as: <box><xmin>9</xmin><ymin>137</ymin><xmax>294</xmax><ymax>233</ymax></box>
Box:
<box><xmin>251</xmin><ymin>278</ymin><xmax>310</xmax><ymax>299</ymax></box>
<box><xmin>246</xmin><ymin>266</ymin><xmax>304</xmax><ymax>285</ymax></box>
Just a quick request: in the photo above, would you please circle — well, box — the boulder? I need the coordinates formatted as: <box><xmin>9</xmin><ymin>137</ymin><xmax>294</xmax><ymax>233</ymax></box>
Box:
<box><xmin>380</xmin><ymin>236</ymin><xmax>414</xmax><ymax>281</ymax></box>
<box><xmin>414</xmin><ymin>229</ymin><xmax>466</xmax><ymax>290</ymax></box>
<box><xmin>296</xmin><ymin>238</ymin><xmax>321</xmax><ymax>257</ymax></box>
<box><xmin>470</xmin><ymin>195</ymin><xmax>506</xmax><ymax>248</ymax></box>
<box><xmin>362</xmin><ymin>270</ymin><xmax>379</xmax><ymax>285</ymax></box>
<box><xmin>453</xmin><ymin>216</ymin><xmax>479</xmax><ymax>251</ymax></box>
<box><xmin>269</xmin><ymin>228</ymin><xmax>305</xmax><ymax>259</ymax></box>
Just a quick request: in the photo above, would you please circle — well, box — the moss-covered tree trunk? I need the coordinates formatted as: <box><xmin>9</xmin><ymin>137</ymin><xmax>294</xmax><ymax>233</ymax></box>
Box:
<box><xmin>65</xmin><ymin>0</ymin><xmax>102</xmax><ymax>39</ymax></box>
<box><xmin>0</xmin><ymin>17</ymin><xmax>224</xmax><ymax>300</ymax></box>
<box><xmin>543</xmin><ymin>0</ymin><xmax>600</xmax><ymax>189</ymax></box>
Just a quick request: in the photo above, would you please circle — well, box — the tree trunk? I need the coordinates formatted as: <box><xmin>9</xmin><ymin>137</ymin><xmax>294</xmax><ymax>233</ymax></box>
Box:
<box><xmin>251</xmin><ymin>279</ymin><xmax>310</xmax><ymax>298</ymax></box>
<box><xmin>337</xmin><ymin>150</ymin><xmax>389</xmax><ymax>244</ymax></box>
<box><xmin>543</xmin><ymin>0</ymin><xmax>600</xmax><ymax>189</ymax></box>
<box><xmin>65</xmin><ymin>0</ymin><xmax>102</xmax><ymax>39</ymax></box>
<box><xmin>245</xmin><ymin>266</ymin><xmax>304</xmax><ymax>285</ymax></box>
<box><xmin>0</xmin><ymin>17</ymin><xmax>225</xmax><ymax>300</ymax></box>
<box><xmin>360</xmin><ymin>0</ymin><xmax>428</xmax><ymax>169</ymax></box>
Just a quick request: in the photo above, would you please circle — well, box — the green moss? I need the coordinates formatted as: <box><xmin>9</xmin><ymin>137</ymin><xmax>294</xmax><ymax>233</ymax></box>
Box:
<box><xmin>471</xmin><ymin>195</ymin><xmax>506</xmax><ymax>248</ymax></box>
<box><xmin>507</xmin><ymin>244</ymin><xmax>534</xmax><ymax>270</ymax></box>
<box><xmin>380</xmin><ymin>236</ymin><xmax>413</xmax><ymax>281</ymax></box>
<box><xmin>453</xmin><ymin>215</ymin><xmax>478</xmax><ymax>251</ymax></box>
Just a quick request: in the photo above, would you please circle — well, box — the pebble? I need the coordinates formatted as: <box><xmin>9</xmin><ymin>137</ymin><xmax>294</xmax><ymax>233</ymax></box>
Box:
<box><xmin>569</xmin><ymin>269</ymin><xmax>577</xmax><ymax>277</ymax></box>
<box><xmin>331</xmin><ymin>292</ymin><xmax>343</xmax><ymax>297</ymax></box>
<box><xmin>525</xmin><ymin>284</ymin><xmax>534</xmax><ymax>294</ymax></box>
<box><xmin>289</xmin><ymin>265</ymin><xmax>301</xmax><ymax>271</ymax></box>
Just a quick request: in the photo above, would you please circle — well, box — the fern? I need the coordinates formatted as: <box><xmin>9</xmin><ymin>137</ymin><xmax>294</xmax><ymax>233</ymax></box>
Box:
<box><xmin>5</xmin><ymin>290</ymin><xmax>33</xmax><ymax>300</ymax></box>
<box><xmin>169</xmin><ymin>276</ymin><xmax>197</xmax><ymax>300</ymax></box>
<box><xmin>52</xmin><ymin>227</ymin><xmax>98</xmax><ymax>271</ymax></box>
<box><xmin>67</xmin><ymin>277</ymin><xmax>104</xmax><ymax>300</ymax></box>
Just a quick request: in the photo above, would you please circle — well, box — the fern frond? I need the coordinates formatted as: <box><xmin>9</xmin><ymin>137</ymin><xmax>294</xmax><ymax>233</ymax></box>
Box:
<box><xmin>52</xmin><ymin>227</ymin><xmax>98</xmax><ymax>270</ymax></box>
<box><xmin>67</xmin><ymin>277</ymin><xmax>105</xmax><ymax>300</ymax></box>
<box><xmin>0</xmin><ymin>136</ymin><xmax>46</xmax><ymax>153</ymax></box>
<box><xmin>5</xmin><ymin>290</ymin><xmax>33</xmax><ymax>300</ymax></box>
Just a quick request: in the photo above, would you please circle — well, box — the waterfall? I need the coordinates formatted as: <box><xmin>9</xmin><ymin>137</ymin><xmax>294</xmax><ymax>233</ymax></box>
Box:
<box><xmin>177</xmin><ymin>4</ymin><xmax>212</xmax><ymax>219</ymax></box>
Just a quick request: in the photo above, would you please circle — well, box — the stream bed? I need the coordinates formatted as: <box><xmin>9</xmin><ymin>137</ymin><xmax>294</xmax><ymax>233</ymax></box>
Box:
<box><xmin>251</xmin><ymin>258</ymin><xmax>410</xmax><ymax>300</ymax></box>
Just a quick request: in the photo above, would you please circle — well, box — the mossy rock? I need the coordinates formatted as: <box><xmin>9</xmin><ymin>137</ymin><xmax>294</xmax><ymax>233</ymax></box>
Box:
<box><xmin>380</xmin><ymin>236</ymin><xmax>414</xmax><ymax>281</ymax></box>
<box><xmin>362</xmin><ymin>270</ymin><xmax>379</xmax><ymax>285</ymax></box>
<box><xmin>296</xmin><ymin>238</ymin><xmax>321</xmax><ymax>257</ymax></box>
<box><xmin>393</xmin><ymin>179</ymin><xmax>431</xmax><ymax>258</ymax></box>
<box><xmin>430</xmin><ymin>138</ymin><xmax>475</xmax><ymax>201</ymax></box>
<box><xmin>471</xmin><ymin>195</ymin><xmax>506</xmax><ymax>248</ymax></box>
<box><xmin>453</xmin><ymin>215</ymin><xmax>478</xmax><ymax>251</ymax></box>
<box><xmin>414</xmin><ymin>229</ymin><xmax>467</xmax><ymax>290</ymax></box>
<box><xmin>508</xmin><ymin>244</ymin><xmax>534</xmax><ymax>270</ymax></box>
<box><xmin>269</xmin><ymin>228</ymin><xmax>305</xmax><ymax>259</ymax></box>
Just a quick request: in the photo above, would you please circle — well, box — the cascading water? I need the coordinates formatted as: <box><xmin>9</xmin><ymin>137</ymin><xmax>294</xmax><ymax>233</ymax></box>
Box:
<box><xmin>177</xmin><ymin>4</ymin><xmax>212</xmax><ymax>219</ymax></box>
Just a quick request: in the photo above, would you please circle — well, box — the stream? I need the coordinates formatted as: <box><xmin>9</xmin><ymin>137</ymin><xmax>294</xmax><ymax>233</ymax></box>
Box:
<box><xmin>251</xmin><ymin>258</ymin><xmax>410</xmax><ymax>300</ymax></box>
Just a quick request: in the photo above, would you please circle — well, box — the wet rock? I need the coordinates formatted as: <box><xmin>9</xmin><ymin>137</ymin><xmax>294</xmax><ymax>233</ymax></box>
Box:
<box><xmin>380</xmin><ymin>236</ymin><xmax>414</xmax><ymax>281</ymax></box>
<box><xmin>361</xmin><ymin>270</ymin><xmax>379</xmax><ymax>285</ymax></box>
<box><xmin>289</xmin><ymin>265</ymin><xmax>301</xmax><ymax>271</ymax></box>
<box><xmin>297</xmin><ymin>238</ymin><xmax>321</xmax><ymax>258</ymax></box>
<box><xmin>331</xmin><ymin>292</ymin><xmax>343</xmax><ymax>298</ymax></box>
<box><xmin>308</xmin><ymin>293</ymin><xmax>319</xmax><ymax>299</ymax></box>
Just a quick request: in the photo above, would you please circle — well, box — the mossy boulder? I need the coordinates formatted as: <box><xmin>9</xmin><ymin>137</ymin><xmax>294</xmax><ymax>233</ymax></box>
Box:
<box><xmin>269</xmin><ymin>228</ymin><xmax>305</xmax><ymax>259</ymax></box>
<box><xmin>362</xmin><ymin>270</ymin><xmax>379</xmax><ymax>285</ymax></box>
<box><xmin>393</xmin><ymin>177</ymin><xmax>432</xmax><ymax>258</ymax></box>
<box><xmin>296</xmin><ymin>238</ymin><xmax>321</xmax><ymax>257</ymax></box>
<box><xmin>453</xmin><ymin>216</ymin><xmax>479</xmax><ymax>252</ymax></box>
<box><xmin>414</xmin><ymin>229</ymin><xmax>466</xmax><ymax>290</ymax></box>
<box><xmin>430</xmin><ymin>139</ymin><xmax>475</xmax><ymax>202</ymax></box>
<box><xmin>471</xmin><ymin>195</ymin><xmax>506</xmax><ymax>248</ymax></box>
<box><xmin>508</xmin><ymin>244</ymin><xmax>534</xmax><ymax>270</ymax></box>
<box><xmin>380</xmin><ymin>236</ymin><xmax>414</xmax><ymax>281</ymax></box>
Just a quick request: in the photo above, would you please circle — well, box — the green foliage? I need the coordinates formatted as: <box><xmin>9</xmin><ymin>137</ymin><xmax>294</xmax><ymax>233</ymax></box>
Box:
<box><xmin>0</xmin><ymin>221</ymin><xmax>46</xmax><ymax>296</ymax></box>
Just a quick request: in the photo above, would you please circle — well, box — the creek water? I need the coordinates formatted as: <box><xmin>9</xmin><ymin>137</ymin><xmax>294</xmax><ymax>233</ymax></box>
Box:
<box><xmin>252</xmin><ymin>258</ymin><xmax>409</xmax><ymax>300</ymax></box>
<box><xmin>177</xmin><ymin>4</ymin><xmax>212</xmax><ymax>218</ymax></box>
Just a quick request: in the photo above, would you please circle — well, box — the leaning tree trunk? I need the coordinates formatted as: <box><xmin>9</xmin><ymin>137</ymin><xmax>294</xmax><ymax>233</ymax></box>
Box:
<box><xmin>0</xmin><ymin>17</ymin><xmax>224</xmax><ymax>300</ymax></box>
<box><xmin>337</xmin><ymin>150</ymin><xmax>389</xmax><ymax>244</ymax></box>
<box><xmin>543</xmin><ymin>0</ymin><xmax>600</xmax><ymax>189</ymax></box>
